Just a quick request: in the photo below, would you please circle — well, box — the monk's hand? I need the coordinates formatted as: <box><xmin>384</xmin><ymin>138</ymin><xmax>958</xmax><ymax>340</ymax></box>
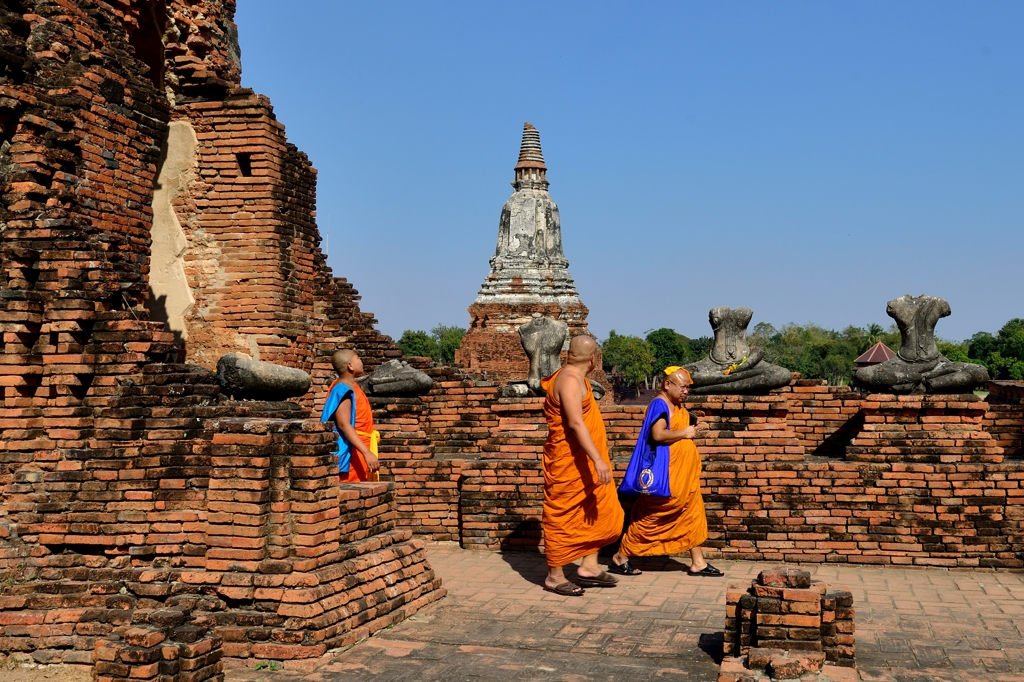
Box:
<box><xmin>365</xmin><ymin>452</ymin><xmax>381</xmax><ymax>473</ymax></box>
<box><xmin>681</xmin><ymin>426</ymin><xmax>698</xmax><ymax>440</ymax></box>
<box><xmin>594</xmin><ymin>460</ymin><xmax>612</xmax><ymax>486</ymax></box>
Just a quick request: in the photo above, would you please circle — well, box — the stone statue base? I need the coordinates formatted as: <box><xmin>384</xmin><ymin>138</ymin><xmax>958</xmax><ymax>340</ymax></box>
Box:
<box><xmin>687</xmin><ymin>356</ymin><xmax>793</xmax><ymax>395</ymax></box>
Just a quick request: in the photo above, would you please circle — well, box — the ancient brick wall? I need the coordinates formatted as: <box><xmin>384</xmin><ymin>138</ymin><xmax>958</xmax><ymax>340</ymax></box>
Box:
<box><xmin>982</xmin><ymin>403</ymin><xmax>1024</xmax><ymax>458</ymax></box>
<box><xmin>371</xmin><ymin>375</ymin><xmax>1024</xmax><ymax>567</ymax></box>
<box><xmin>777</xmin><ymin>382</ymin><xmax>864</xmax><ymax>456</ymax></box>
<box><xmin>0</xmin><ymin>0</ymin><xmax>173</xmax><ymax>484</ymax></box>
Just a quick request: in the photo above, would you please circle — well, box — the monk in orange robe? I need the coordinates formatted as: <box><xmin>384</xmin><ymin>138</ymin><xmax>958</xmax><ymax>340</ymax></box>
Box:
<box><xmin>540</xmin><ymin>335</ymin><xmax>625</xmax><ymax>596</ymax></box>
<box><xmin>320</xmin><ymin>349</ymin><xmax>380</xmax><ymax>482</ymax></box>
<box><xmin>611</xmin><ymin>367</ymin><xmax>721</xmax><ymax>577</ymax></box>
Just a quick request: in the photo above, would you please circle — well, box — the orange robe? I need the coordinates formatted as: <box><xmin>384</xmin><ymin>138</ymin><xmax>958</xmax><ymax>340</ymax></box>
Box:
<box><xmin>620</xmin><ymin>404</ymin><xmax>708</xmax><ymax>555</ymax></box>
<box><xmin>327</xmin><ymin>379</ymin><xmax>379</xmax><ymax>483</ymax></box>
<box><xmin>540</xmin><ymin>369</ymin><xmax>624</xmax><ymax>567</ymax></box>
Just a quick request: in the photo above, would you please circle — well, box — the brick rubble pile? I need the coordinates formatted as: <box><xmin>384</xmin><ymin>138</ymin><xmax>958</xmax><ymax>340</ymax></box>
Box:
<box><xmin>719</xmin><ymin>568</ymin><xmax>855</xmax><ymax>681</ymax></box>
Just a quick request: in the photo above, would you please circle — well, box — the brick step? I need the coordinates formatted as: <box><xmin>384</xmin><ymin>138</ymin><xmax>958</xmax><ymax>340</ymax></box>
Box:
<box><xmin>297</xmin><ymin>527</ymin><xmax>413</xmax><ymax>573</ymax></box>
<box><xmin>1</xmin><ymin>579</ymin><xmax>101</xmax><ymax>597</ymax></box>
<box><xmin>215</xmin><ymin>537</ymin><xmax>445</xmax><ymax>662</ymax></box>
<box><xmin>0</xmin><ymin>590</ymin><xmax>135</xmax><ymax>610</ymax></box>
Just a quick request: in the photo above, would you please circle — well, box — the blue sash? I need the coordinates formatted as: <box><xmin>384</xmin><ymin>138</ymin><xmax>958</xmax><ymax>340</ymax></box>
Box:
<box><xmin>618</xmin><ymin>397</ymin><xmax>673</xmax><ymax>498</ymax></box>
<box><xmin>320</xmin><ymin>382</ymin><xmax>356</xmax><ymax>473</ymax></box>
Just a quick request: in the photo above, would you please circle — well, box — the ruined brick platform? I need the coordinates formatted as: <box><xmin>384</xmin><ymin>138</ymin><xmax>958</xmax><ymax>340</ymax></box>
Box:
<box><xmin>0</xmin><ymin>399</ymin><xmax>445</xmax><ymax>670</ymax></box>
<box><xmin>369</xmin><ymin>374</ymin><xmax>1024</xmax><ymax>567</ymax></box>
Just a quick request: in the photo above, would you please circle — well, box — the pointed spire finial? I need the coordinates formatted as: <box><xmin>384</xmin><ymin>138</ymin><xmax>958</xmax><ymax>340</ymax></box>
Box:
<box><xmin>514</xmin><ymin>122</ymin><xmax>547</xmax><ymax>187</ymax></box>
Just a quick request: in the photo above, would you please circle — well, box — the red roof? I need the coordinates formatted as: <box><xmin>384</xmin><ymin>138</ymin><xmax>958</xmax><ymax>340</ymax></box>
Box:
<box><xmin>854</xmin><ymin>341</ymin><xmax>896</xmax><ymax>366</ymax></box>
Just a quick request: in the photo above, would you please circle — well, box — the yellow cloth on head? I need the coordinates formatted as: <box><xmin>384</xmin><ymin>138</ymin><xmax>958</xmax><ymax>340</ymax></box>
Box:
<box><xmin>663</xmin><ymin>366</ymin><xmax>692</xmax><ymax>382</ymax></box>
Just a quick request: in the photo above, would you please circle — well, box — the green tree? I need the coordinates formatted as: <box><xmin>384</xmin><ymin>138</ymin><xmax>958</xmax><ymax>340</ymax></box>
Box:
<box><xmin>397</xmin><ymin>325</ymin><xmax>465</xmax><ymax>364</ymax></box>
<box><xmin>430</xmin><ymin>324</ymin><xmax>465</xmax><ymax>364</ymax></box>
<box><xmin>602</xmin><ymin>331</ymin><xmax>655</xmax><ymax>388</ymax></box>
<box><xmin>967</xmin><ymin>320</ymin><xmax>1024</xmax><ymax>379</ymax></box>
<box><xmin>751</xmin><ymin>322</ymin><xmax>778</xmax><ymax>345</ymax></box>
<box><xmin>937</xmin><ymin>340</ymin><xmax>970</xmax><ymax>363</ymax></box>
<box><xmin>753</xmin><ymin>322</ymin><xmax>878</xmax><ymax>386</ymax></box>
<box><xmin>645</xmin><ymin>327</ymin><xmax>693</xmax><ymax>374</ymax></box>
<box><xmin>867</xmin><ymin>323</ymin><xmax>884</xmax><ymax>344</ymax></box>
<box><xmin>688</xmin><ymin>336</ymin><xmax>712</xmax><ymax>359</ymax></box>
<box><xmin>397</xmin><ymin>330</ymin><xmax>437</xmax><ymax>359</ymax></box>
<box><xmin>968</xmin><ymin>332</ymin><xmax>996</xmax><ymax>363</ymax></box>
<box><xmin>997</xmin><ymin>319</ymin><xmax>1024</xmax><ymax>361</ymax></box>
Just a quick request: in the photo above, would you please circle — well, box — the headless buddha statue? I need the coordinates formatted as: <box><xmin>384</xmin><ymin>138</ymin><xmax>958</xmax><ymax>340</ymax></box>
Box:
<box><xmin>684</xmin><ymin>306</ymin><xmax>792</xmax><ymax>395</ymax></box>
<box><xmin>519</xmin><ymin>315</ymin><xmax>568</xmax><ymax>395</ymax></box>
<box><xmin>855</xmin><ymin>294</ymin><xmax>988</xmax><ymax>394</ymax></box>
<box><xmin>517</xmin><ymin>315</ymin><xmax>606</xmax><ymax>399</ymax></box>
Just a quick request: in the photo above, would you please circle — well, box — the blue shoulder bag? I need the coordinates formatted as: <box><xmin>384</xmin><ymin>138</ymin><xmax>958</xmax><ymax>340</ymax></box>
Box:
<box><xmin>618</xmin><ymin>398</ymin><xmax>674</xmax><ymax>498</ymax></box>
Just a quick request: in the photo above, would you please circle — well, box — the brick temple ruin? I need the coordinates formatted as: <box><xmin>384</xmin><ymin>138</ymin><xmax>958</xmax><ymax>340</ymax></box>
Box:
<box><xmin>0</xmin><ymin>0</ymin><xmax>440</xmax><ymax>676</ymax></box>
<box><xmin>1</xmin><ymin>0</ymin><xmax>1023</xmax><ymax>679</ymax></box>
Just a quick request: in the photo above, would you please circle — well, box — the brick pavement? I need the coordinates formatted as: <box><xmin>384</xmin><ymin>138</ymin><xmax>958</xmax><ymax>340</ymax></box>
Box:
<box><xmin>227</xmin><ymin>543</ymin><xmax>1024</xmax><ymax>681</ymax></box>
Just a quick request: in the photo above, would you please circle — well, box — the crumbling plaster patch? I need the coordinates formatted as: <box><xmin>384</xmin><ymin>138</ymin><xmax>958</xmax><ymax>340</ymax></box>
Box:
<box><xmin>147</xmin><ymin>119</ymin><xmax>197</xmax><ymax>340</ymax></box>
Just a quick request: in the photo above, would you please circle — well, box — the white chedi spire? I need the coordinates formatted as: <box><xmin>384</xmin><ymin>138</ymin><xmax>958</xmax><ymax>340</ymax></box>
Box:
<box><xmin>475</xmin><ymin>123</ymin><xmax>579</xmax><ymax>306</ymax></box>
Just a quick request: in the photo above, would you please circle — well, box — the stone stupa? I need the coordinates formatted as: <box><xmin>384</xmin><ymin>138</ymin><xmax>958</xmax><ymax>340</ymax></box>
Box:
<box><xmin>455</xmin><ymin>123</ymin><xmax>606</xmax><ymax>391</ymax></box>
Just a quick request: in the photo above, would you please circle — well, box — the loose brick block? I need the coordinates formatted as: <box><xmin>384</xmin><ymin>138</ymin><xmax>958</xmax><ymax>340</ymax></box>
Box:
<box><xmin>123</xmin><ymin>628</ymin><xmax>166</xmax><ymax>648</ymax></box>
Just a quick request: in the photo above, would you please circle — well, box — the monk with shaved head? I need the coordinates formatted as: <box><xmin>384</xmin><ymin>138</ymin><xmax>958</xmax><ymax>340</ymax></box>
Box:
<box><xmin>319</xmin><ymin>349</ymin><xmax>380</xmax><ymax>482</ymax></box>
<box><xmin>539</xmin><ymin>335</ymin><xmax>625</xmax><ymax>596</ymax></box>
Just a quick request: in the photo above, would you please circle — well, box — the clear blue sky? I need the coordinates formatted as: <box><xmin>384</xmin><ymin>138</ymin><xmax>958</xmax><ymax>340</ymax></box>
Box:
<box><xmin>235</xmin><ymin>2</ymin><xmax>1023</xmax><ymax>343</ymax></box>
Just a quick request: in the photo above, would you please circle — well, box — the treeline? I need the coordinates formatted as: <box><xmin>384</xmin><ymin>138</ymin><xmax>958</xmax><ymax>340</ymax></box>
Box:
<box><xmin>601</xmin><ymin>319</ymin><xmax>1024</xmax><ymax>387</ymax></box>
<box><xmin>396</xmin><ymin>325</ymin><xmax>465</xmax><ymax>364</ymax></box>
<box><xmin>394</xmin><ymin>318</ymin><xmax>1024</xmax><ymax>387</ymax></box>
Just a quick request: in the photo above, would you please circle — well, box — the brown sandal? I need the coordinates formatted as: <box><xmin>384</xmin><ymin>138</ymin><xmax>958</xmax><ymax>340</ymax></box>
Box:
<box><xmin>544</xmin><ymin>581</ymin><xmax>585</xmax><ymax>596</ymax></box>
<box><xmin>575</xmin><ymin>571</ymin><xmax>618</xmax><ymax>588</ymax></box>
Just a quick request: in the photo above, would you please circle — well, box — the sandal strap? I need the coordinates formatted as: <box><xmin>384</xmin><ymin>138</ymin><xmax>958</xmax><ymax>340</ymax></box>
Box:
<box><xmin>609</xmin><ymin>560</ymin><xmax>641</xmax><ymax>576</ymax></box>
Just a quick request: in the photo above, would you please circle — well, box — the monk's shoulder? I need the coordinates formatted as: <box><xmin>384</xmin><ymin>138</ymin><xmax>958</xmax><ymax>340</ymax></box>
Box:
<box><xmin>554</xmin><ymin>368</ymin><xmax>586</xmax><ymax>397</ymax></box>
